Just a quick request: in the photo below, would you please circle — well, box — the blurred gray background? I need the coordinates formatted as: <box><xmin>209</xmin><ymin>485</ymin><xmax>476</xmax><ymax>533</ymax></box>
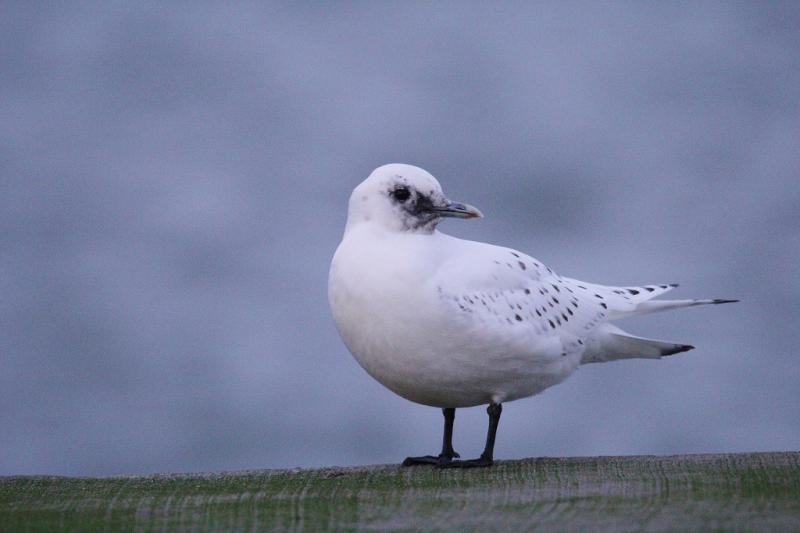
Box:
<box><xmin>2</xmin><ymin>2</ymin><xmax>798</xmax><ymax>476</ymax></box>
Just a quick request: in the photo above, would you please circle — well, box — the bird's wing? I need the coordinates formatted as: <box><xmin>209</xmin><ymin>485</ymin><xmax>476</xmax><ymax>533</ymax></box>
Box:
<box><xmin>556</xmin><ymin>277</ymin><xmax>679</xmax><ymax>319</ymax></box>
<box><xmin>430</xmin><ymin>242</ymin><xmax>610</xmax><ymax>356</ymax></box>
<box><xmin>557</xmin><ymin>277</ymin><xmax>735</xmax><ymax>319</ymax></box>
<box><xmin>430</xmin><ymin>238</ymin><xmax>735</xmax><ymax>363</ymax></box>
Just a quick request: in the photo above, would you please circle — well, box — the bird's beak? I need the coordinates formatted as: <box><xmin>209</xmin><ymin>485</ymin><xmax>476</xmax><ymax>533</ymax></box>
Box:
<box><xmin>431</xmin><ymin>200</ymin><xmax>483</xmax><ymax>219</ymax></box>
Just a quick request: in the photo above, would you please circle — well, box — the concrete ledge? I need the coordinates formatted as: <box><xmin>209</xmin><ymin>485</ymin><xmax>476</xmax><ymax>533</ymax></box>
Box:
<box><xmin>2</xmin><ymin>452</ymin><xmax>799</xmax><ymax>531</ymax></box>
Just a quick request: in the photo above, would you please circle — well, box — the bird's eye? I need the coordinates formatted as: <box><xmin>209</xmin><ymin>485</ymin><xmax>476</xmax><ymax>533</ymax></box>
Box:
<box><xmin>392</xmin><ymin>187</ymin><xmax>411</xmax><ymax>202</ymax></box>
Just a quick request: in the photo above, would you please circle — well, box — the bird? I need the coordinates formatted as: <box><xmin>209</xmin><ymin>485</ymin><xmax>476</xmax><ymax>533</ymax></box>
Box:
<box><xmin>328</xmin><ymin>163</ymin><xmax>736</xmax><ymax>468</ymax></box>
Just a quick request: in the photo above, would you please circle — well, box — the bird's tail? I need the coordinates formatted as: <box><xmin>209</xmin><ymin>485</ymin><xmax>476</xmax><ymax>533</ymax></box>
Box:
<box><xmin>622</xmin><ymin>298</ymin><xmax>738</xmax><ymax>318</ymax></box>
<box><xmin>580</xmin><ymin>323</ymin><xmax>694</xmax><ymax>364</ymax></box>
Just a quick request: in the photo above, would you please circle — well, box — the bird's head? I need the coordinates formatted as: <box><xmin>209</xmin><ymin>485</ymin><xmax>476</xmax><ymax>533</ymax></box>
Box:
<box><xmin>345</xmin><ymin>164</ymin><xmax>482</xmax><ymax>234</ymax></box>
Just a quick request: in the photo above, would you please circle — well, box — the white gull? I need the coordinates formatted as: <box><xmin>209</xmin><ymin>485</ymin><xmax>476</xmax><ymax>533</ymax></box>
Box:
<box><xmin>328</xmin><ymin>163</ymin><xmax>736</xmax><ymax>468</ymax></box>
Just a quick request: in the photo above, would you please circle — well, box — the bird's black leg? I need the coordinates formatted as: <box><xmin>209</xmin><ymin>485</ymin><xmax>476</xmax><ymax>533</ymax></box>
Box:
<box><xmin>402</xmin><ymin>407</ymin><xmax>460</xmax><ymax>466</ymax></box>
<box><xmin>441</xmin><ymin>407</ymin><xmax>459</xmax><ymax>459</ymax></box>
<box><xmin>441</xmin><ymin>402</ymin><xmax>502</xmax><ymax>468</ymax></box>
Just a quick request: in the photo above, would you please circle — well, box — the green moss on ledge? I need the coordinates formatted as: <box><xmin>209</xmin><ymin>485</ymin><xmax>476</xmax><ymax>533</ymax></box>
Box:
<box><xmin>2</xmin><ymin>452</ymin><xmax>799</xmax><ymax>531</ymax></box>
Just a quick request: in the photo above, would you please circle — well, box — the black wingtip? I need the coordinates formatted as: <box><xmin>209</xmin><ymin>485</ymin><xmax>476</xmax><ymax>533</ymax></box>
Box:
<box><xmin>663</xmin><ymin>344</ymin><xmax>695</xmax><ymax>356</ymax></box>
<box><xmin>712</xmin><ymin>299</ymin><xmax>739</xmax><ymax>304</ymax></box>
<box><xmin>669</xmin><ymin>283</ymin><xmax>679</xmax><ymax>288</ymax></box>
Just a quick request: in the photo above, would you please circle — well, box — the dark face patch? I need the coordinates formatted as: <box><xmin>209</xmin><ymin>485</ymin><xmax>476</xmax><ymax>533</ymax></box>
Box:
<box><xmin>387</xmin><ymin>182</ymin><xmax>444</xmax><ymax>232</ymax></box>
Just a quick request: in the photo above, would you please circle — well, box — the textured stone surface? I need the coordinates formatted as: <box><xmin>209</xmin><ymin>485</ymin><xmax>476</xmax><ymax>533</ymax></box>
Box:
<box><xmin>2</xmin><ymin>452</ymin><xmax>799</xmax><ymax>531</ymax></box>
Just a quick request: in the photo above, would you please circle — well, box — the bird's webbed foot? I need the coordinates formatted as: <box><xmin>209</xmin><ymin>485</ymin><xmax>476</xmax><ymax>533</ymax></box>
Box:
<box><xmin>438</xmin><ymin>454</ymin><xmax>493</xmax><ymax>469</ymax></box>
<box><xmin>402</xmin><ymin>450</ymin><xmax>460</xmax><ymax>467</ymax></box>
